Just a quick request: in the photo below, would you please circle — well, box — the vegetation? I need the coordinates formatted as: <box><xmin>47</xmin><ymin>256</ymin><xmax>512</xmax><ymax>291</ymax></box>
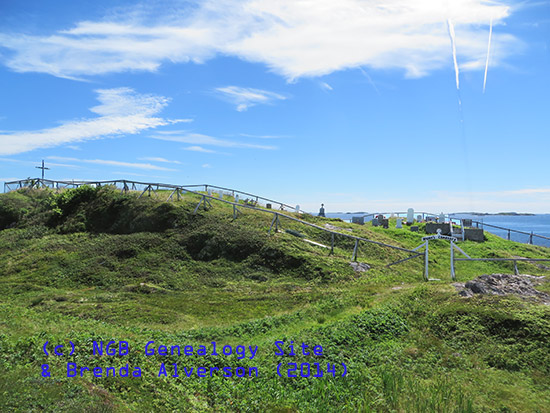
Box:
<box><xmin>1</xmin><ymin>186</ymin><xmax>549</xmax><ymax>412</ymax></box>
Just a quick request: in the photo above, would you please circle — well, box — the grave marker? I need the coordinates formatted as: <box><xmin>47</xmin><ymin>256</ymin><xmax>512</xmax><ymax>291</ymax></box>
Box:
<box><xmin>407</xmin><ymin>208</ymin><xmax>414</xmax><ymax>224</ymax></box>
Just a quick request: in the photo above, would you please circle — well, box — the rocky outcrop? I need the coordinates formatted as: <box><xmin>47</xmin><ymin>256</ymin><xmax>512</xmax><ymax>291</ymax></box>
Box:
<box><xmin>455</xmin><ymin>274</ymin><xmax>549</xmax><ymax>303</ymax></box>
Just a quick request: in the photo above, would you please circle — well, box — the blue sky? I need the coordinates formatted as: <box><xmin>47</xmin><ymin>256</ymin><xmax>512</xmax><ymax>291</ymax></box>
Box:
<box><xmin>1</xmin><ymin>0</ymin><xmax>548</xmax><ymax>213</ymax></box>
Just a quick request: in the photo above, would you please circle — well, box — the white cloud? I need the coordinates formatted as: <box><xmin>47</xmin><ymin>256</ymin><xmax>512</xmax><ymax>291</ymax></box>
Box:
<box><xmin>0</xmin><ymin>0</ymin><xmax>520</xmax><ymax>81</ymax></box>
<box><xmin>183</xmin><ymin>146</ymin><xmax>217</xmax><ymax>153</ymax></box>
<box><xmin>0</xmin><ymin>88</ymin><xmax>180</xmax><ymax>155</ymax></box>
<box><xmin>202</xmin><ymin>163</ymin><xmax>212</xmax><ymax>168</ymax></box>
<box><xmin>47</xmin><ymin>156</ymin><xmax>176</xmax><ymax>171</ymax></box>
<box><xmin>214</xmin><ymin>86</ymin><xmax>286</xmax><ymax>111</ymax></box>
<box><xmin>320</xmin><ymin>82</ymin><xmax>333</xmax><ymax>91</ymax></box>
<box><xmin>138</xmin><ymin>156</ymin><xmax>182</xmax><ymax>164</ymax></box>
<box><xmin>152</xmin><ymin>131</ymin><xmax>276</xmax><ymax>149</ymax></box>
<box><xmin>239</xmin><ymin>133</ymin><xmax>288</xmax><ymax>139</ymax></box>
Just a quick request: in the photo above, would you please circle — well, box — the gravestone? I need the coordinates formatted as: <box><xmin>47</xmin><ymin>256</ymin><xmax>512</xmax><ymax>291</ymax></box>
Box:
<box><xmin>295</xmin><ymin>205</ymin><xmax>300</xmax><ymax>213</ymax></box>
<box><xmin>352</xmin><ymin>216</ymin><xmax>365</xmax><ymax>225</ymax></box>
<box><xmin>426</xmin><ymin>223</ymin><xmax>451</xmax><ymax>235</ymax></box>
<box><xmin>396</xmin><ymin>218</ymin><xmax>403</xmax><ymax>229</ymax></box>
<box><xmin>463</xmin><ymin>219</ymin><xmax>472</xmax><ymax>227</ymax></box>
<box><xmin>266</xmin><ymin>203</ymin><xmax>272</xmax><ymax>209</ymax></box>
<box><xmin>407</xmin><ymin>208</ymin><xmax>414</xmax><ymax>224</ymax></box>
<box><xmin>235</xmin><ymin>194</ymin><xmax>239</xmax><ymax>203</ymax></box>
<box><xmin>382</xmin><ymin>219</ymin><xmax>389</xmax><ymax>229</ymax></box>
<box><xmin>219</xmin><ymin>192</ymin><xmax>223</xmax><ymax>199</ymax></box>
<box><xmin>410</xmin><ymin>226</ymin><xmax>419</xmax><ymax>232</ymax></box>
<box><xmin>417</xmin><ymin>215</ymin><xmax>422</xmax><ymax>222</ymax></box>
<box><xmin>208</xmin><ymin>188</ymin><xmax>212</xmax><ymax>196</ymax></box>
<box><xmin>372</xmin><ymin>218</ymin><xmax>379</xmax><ymax>227</ymax></box>
<box><xmin>439</xmin><ymin>212</ymin><xmax>445</xmax><ymax>223</ymax></box>
<box><xmin>464</xmin><ymin>228</ymin><xmax>484</xmax><ymax>241</ymax></box>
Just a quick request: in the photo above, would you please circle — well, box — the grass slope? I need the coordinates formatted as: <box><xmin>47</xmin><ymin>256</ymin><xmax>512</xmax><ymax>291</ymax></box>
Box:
<box><xmin>1</xmin><ymin>186</ymin><xmax>549</xmax><ymax>412</ymax></box>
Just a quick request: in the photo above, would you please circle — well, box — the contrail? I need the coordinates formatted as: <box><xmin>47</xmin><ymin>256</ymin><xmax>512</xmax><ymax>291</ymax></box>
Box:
<box><xmin>359</xmin><ymin>67</ymin><xmax>380</xmax><ymax>95</ymax></box>
<box><xmin>447</xmin><ymin>18</ymin><xmax>460</xmax><ymax>90</ymax></box>
<box><xmin>483</xmin><ymin>17</ymin><xmax>493</xmax><ymax>93</ymax></box>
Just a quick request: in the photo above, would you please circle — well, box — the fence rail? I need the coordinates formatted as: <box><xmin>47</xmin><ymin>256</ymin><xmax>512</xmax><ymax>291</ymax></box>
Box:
<box><xmin>8</xmin><ymin>177</ymin><xmax>549</xmax><ymax>280</ymax></box>
<box><xmin>3</xmin><ymin>177</ymin><xmax>421</xmax><ymax>267</ymax></box>
<box><xmin>469</xmin><ymin>220</ymin><xmax>550</xmax><ymax>243</ymax></box>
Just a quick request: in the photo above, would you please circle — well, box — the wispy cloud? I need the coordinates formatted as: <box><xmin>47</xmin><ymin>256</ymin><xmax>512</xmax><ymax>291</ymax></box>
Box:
<box><xmin>138</xmin><ymin>156</ymin><xmax>182</xmax><ymax>164</ymax></box>
<box><xmin>0</xmin><ymin>88</ymin><xmax>183</xmax><ymax>155</ymax></box>
<box><xmin>320</xmin><ymin>82</ymin><xmax>333</xmax><ymax>91</ymax></box>
<box><xmin>239</xmin><ymin>133</ymin><xmax>289</xmax><ymax>139</ymax></box>
<box><xmin>0</xmin><ymin>157</ymin><xmax>78</xmax><ymax>169</ymax></box>
<box><xmin>0</xmin><ymin>1</ymin><xmax>520</xmax><ymax>81</ymax></box>
<box><xmin>214</xmin><ymin>86</ymin><xmax>286</xmax><ymax>111</ymax></box>
<box><xmin>183</xmin><ymin>146</ymin><xmax>218</xmax><ymax>153</ymax></box>
<box><xmin>152</xmin><ymin>131</ymin><xmax>276</xmax><ymax>150</ymax></box>
<box><xmin>202</xmin><ymin>163</ymin><xmax>212</xmax><ymax>168</ymax></box>
<box><xmin>47</xmin><ymin>156</ymin><xmax>176</xmax><ymax>171</ymax></box>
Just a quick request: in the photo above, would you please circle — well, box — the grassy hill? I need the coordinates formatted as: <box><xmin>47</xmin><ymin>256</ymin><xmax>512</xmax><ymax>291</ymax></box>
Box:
<box><xmin>1</xmin><ymin>186</ymin><xmax>550</xmax><ymax>412</ymax></box>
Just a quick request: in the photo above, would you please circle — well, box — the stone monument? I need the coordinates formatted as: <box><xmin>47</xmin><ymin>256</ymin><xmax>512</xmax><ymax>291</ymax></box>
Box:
<box><xmin>407</xmin><ymin>208</ymin><xmax>414</xmax><ymax>224</ymax></box>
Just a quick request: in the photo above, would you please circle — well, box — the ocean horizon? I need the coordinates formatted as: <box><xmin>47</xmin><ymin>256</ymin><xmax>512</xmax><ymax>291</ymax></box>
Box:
<box><xmin>323</xmin><ymin>212</ymin><xmax>550</xmax><ymax>248</ymax></box>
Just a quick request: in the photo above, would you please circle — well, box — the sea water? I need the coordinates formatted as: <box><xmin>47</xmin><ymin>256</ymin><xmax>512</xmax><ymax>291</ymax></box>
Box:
<box><xmin>324</xmin><ymin>213</ymin><xmax>550</xmax><ymax>248</ymax></box>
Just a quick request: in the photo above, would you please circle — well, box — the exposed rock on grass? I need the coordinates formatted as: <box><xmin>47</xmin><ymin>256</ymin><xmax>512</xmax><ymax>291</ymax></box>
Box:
<box><xmin>455</xmin><ymin>274</ymin><xmax>550</xmax><ymax>303</ymax></box>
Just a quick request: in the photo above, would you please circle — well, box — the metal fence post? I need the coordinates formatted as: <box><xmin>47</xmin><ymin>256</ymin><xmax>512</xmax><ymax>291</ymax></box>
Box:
<box><xmin>424</xmin><ymin>241</ymin><xmax>429</xmax><ymax>281</ymax></box>
<box><xmin>450</xmin><ymin>241</ymin><xmax>455</xmax><ymax>280</ymax></box>
<box><xmin>351</xmin><ymin>240</ymin><xmax>358</xmax><ymax>261</ymax></box>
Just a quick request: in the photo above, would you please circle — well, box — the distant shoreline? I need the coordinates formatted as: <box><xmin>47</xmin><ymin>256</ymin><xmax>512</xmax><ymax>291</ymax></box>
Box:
<box><xmin>452</xmin><ymin>212</ymin><xmax>536</xmax><ymax>216</ymax></box>
<box><xmin>333</xmin><ymin>212</ymin><xmax>537</xmax><ymax>216</ymax></box>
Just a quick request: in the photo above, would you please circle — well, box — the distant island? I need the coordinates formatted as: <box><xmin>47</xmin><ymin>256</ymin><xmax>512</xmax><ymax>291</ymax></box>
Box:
<box><xmin>452</xmin><ymin>212</ymin><xmax>536</xmax><ymax>216</ymax></box>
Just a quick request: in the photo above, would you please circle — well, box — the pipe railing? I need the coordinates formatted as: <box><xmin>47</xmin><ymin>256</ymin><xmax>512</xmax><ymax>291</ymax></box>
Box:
<box><xmin>3</xmin><ymin>177</ymin><xmax>419</xmax><ymax>260</ymax></box>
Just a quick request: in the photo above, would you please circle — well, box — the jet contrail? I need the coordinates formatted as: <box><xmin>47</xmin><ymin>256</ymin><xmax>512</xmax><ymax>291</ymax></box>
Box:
<box><xmin>483</xmin><ymin>17</ymin><xmax>493</xmax><ymax>93</ymax></box>
<box><xmin>447</xmin><ymin>19</ymin><xmax>460</xmax><ymax>90</ymax></box>
<box><xmin>359</xmin><ymin>67</ymin><xmax>380</xmax><ymax>95</ymax></box>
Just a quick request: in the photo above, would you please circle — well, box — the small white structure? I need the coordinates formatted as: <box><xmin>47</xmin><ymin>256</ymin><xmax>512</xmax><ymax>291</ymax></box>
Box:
<box><xmin>439</xmin><ymin>212</ymin><xmax>445</xmax><ymax>223</ymax></box>
<box><xmin>396</xmin><ymin>218</ymin><xmax>403</xmax><ymax>229</ymax></box>
<box><xmin>407</xmin><ymin>208</ymin><xmax>414</xmax><ymax>224</ymax></box>
<box><xmin>295</xmin><ymin>205</ymin><xmax>300</xmax><ymax>213</ymax></box>
<box><xmin>235</xmin><ymin>194</ymin><xmax>239</xmax><ymax>203</ymax></box>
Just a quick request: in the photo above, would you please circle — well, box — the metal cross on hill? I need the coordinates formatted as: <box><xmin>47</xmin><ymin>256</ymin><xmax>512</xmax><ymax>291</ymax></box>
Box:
<box><xmin>35</xmin><ymin>160</ymin><xmax>50</xmax><ymax>180</ymax></box>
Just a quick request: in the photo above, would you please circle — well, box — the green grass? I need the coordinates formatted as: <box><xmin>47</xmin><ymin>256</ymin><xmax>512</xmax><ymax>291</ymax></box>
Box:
<box><xmin>1</xmin><ymin>186</ymin><xmax>550</xmax><ymax>411</ymax></box>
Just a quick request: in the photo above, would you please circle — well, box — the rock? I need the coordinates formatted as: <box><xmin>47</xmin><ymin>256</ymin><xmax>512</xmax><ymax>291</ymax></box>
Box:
<box><xmin>456</xmin><ymin>274</ymin><xmax>549</xmax><ymax>303</ymax></box>
<box><xmin>350</xmin><ymin>262</ymin><xmax>371</xmax><ymax>272</ymax></box>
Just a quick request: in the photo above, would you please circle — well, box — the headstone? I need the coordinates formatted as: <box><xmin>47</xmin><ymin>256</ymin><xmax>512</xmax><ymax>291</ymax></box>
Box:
<box><xmin>266</xmin><ymin>203</ymin><xmax>272</xmax><ymax>209</ymax></box>
<box><xmin>352</xmin><ymin>216</ymin><xmax>364</xmax><ymax>225</ymax></box>
<box><xmin>407</xmin><ymin>208</ymin><xmax>414</xmax><ymax>224</ymax></box>
<box><xmin>410</xmin><ymin>226</ymin><xmax>419</xmax><ymax>232</ymax></box>
<box><xmin>439</xmin><ymin>212</ymin><xmax>445</xmax><ymax>223</ymax></box>
<box><xmin>235</xmin><ymin>194</ymin><xmax>239</xmax><ymax>203</ymax></box>
<box><xmin>417</xmin><ymin>215</ymin><xmax>422</xmax><ymax>222</ymax></box>
<box><xmin>464</xmin><ymin>228</ymin><xmax>484</xmax><ymax>242</ymax></box>
<box><xmin>382</xmin><ymin>219</ymin><xmax>389</xmax><ymax>229</ymax></box>
<box><xmin>372</xmin><ymin>218</ymin><xmax>379</xmax><ymax>227</ymax></box>
<box><xmin>426</xmin><ymin>223</ymin><xmax>451</xmax><ymax>235</ymax></box>
<box><xmin>396</xmin><ymin>218</ymin><xmax>403</xmax><ymax>229</ymax></box>
<box><xmin>390</xmin><ymin>213</ymin><xmax>395</xmax><ymax>218</ymax></box>
<box><xmin>219</xmin><ymin>192</ymin><xmax>223</xmax><ymax>199</ymax></box>
<box><xmin>208</xmin><ymin>188</ymin><xmax>212</xmax><ymax>196</ymax></box>
<box><xmin>463</xmin><ymin>219</ymin><xmax>472</xmax><ymax>227</ymax></box>
<box><xmin>295</xmin><ymin>205</ymin><xmax>300</xmax><ymax>213</ymax></box>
